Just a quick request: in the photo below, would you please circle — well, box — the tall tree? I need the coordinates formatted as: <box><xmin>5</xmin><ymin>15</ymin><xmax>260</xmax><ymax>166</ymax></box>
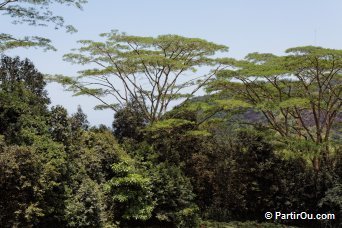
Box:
<box><xmin>0</xmin><ymin>0</ymin><xmax>87</xmax><ymax>51</ymax></box>
<box><xmin>58</xmin><ymin>31</ymin><xmax>229</xmax><ymax>123</ymax></box>
<box><xmin>208</xmin><ymin>46</ymin><xmax>342</xmax><ymax>170</ymax></box>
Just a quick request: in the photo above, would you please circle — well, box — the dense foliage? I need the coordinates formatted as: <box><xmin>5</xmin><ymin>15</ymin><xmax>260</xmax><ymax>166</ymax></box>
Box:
<box><xmin>0</xmin><ymin>46</ymin><xmax>341</xmax><ymax>227</ymax></box>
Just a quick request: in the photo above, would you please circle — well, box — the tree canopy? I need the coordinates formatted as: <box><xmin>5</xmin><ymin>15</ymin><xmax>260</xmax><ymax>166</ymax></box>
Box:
<box><xmin>57</xmin><ymin>31</ymin><xmax>229</xmax><ymax>123</ymax></box>
<box><xmin>208</xmin><ymin>46</ymin><xmax>342</xmax><ymax>169</ymax></box>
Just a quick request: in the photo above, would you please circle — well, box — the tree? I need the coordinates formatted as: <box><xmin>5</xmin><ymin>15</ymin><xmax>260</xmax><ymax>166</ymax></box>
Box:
<box><xmin>0</xmin><ymin>56</ymin><xmax>50</xmax><ymax>144</ymax></box>
<box><xmin>104</xmin><ymin>160</ymin><xmax>154</xmax><ymax>223</ymax></box>
<box><xmin>0</xmin><ymin>0</ymin><xmax>87</xmax><ymax>52</ymax></box>
<box><xmin>49</xmin><ymin>105</ymin><xmax>72</xmax><ymax>146</ymax></box>
<box><xmin>0</xmin><ymin>55</ymin><xmax>50</xmax><ymax>111</ymax></box>
<box><xmin>113</xmin><ymin>100</ymin><xmax>147</xmax><ymax>143</ymax></box>
<box><xmin>58</xmin><ymin>31</ymin><xmax>229</xmax><ymax>123</ymax></box>
<box><xmin>148</xmin><ymin>163</ymin><xmax>199</xmax><ymax>228</ymax></box>
<box><xmin>0</xmin><ymin>145</ymin><xmax>42</xmax><ymax>226</ymax></box>
<box><xmin>0</xmin><ymin>135</ymin><xmax>68</xmax><ymax>226</ymax></box>
<box><xmin>64</xmin><ymin>178</ymin><xmax>103</xmax><ymax>227</ymax></box>
<box><xmin>70</xmin><ymin>105</ymin><xmax>89</xmax><ymax>131</ymax></box>
<box><xmin>63</xmin><ymin>124</ymin><xmax>138</xmax><ymax>227</ymax></box>
<box><xmin>208</xmin><ymin>46</ymin><xmax>342</xmax><ymax>170</ymax></box>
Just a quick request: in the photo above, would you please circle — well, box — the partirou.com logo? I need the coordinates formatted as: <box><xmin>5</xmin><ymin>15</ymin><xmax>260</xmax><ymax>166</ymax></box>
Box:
<box><xmin>265</xmin><ymin>211</ymin><xmax>335</xmax><ymax>220</ymax></box>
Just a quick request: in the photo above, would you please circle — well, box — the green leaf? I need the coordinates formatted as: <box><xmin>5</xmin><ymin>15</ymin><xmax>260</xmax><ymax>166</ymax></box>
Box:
<box><xmin>279</xmin><ymin>98</ymin><xmax>310</xmax><ymax>108</ymax></box>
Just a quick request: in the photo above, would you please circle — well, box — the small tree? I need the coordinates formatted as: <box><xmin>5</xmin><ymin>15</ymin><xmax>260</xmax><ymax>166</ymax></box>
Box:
<box><xmin>58</xmin><ymin>31</ymin><xmax>229</xmax><ymax>123</ymax></box>
<box><xmin>49</xmin><ymin>105</ymin><xmax>71</xmax><ymax>146</ymax></box>
<box><xmin>71</xmin><ymin>105</ymin><xmax>89</xmax><ymax>131</ymax></box>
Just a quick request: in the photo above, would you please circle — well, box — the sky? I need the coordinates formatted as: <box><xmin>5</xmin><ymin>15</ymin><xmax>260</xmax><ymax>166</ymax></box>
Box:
<box><xmin>2</xmin><ymin>0</ymin><xmax>342</xmax><ymax>126</ymax></box>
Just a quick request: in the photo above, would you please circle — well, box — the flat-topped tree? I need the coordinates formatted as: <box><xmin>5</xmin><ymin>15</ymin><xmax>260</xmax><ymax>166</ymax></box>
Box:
<box><xmin>208</xmin><ymin>46</ymin><xmax>342</xmax><ymax>170</ymax></box>
<box><xmin>60</xmin><ymin>31</ymin><xmax>229</xmax><ymax>123</ymax></box>
<box><xmin>0</xmin><ymin>0</ymin><xmax>87</xmax><ymax>52</ymax></box>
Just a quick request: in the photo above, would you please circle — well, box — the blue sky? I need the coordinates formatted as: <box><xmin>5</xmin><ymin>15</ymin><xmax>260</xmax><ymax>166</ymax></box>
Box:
<box><xmin>2</xmin><ymin>0</ymin><xmax>342</xmax><ymax>126</ymax></box>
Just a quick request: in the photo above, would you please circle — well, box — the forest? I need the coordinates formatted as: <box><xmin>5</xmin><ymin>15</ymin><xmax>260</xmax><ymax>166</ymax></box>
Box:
<box><xmin>0</xmin><ymin>1</ymin><xmax>341</xmax><ymax>228</ymax></box>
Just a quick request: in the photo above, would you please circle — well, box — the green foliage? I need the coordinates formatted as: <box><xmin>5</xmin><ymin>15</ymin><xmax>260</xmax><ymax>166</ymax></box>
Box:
<box><xmin>0</xmin><ymin>56</ymin><xmax>105</xmax><ymax>226</ymax></box>
<box><xmin>149</xmin><ymin>163</ymin><xmax>199</xmax><ymax>228</ymax></box>
<box><xmin>0</xmin><ymin>0</ymin><xmax>87</xmax><ymax>51</ymax></box>
<box><xmin>195</xmin><ymin>128</ymin><xmax>341</xmax><ymax>228</ymax></box>
<box><xmin>279</xmin><ymin>98</ymin><xmax>310</xmax><ymax>109</ymax></box>
<box><xmin>1</xmin><ymin>0</ymin><xmax>86</xmax><ymax>27</ymax></box>
<box><xmin>105</xmin><ymin>161</ymin><xmax>154</xmax><ymax>222</ymax></box>
<box><xmin>0</xmin><ymin>33</ymin><xmax>55</xmax><ymax>52</ymax></box>
<box><xmin>209</xmin><ymin>46</ymin><xmax>342</xmax><ymax>170</ymax></box>
<box><xmin>80</xmin><ymin>129</ymin><xmax>129</xmax><ymax>183</ymax></box>
<box><xmin>146</xmin><ymin>118</ymin><xmax>194</xmax><ymax>132</ymax></box>
<box><xmin>59</xmin><ymin>123</ymin><xmax>153</xmax><ymax>226</ymax></box>
<box><xmin>49</xmin><ymin>105</ymin><xmax>72</xmax><ymax>146</ymax></box>
<box><xmin>0</xmin><ymin>42</ymin><xmax>341</xmax><ymax>228</ymax></box>
<box><xmin>214</xmin><ymin>99</ymin><xmax>252</xmax><ymax>110</ymax></box>
<box><xmin>0</xmin><ymin>139</ymin><xmax>67</xmax><ymax>226</ymax></box>
<box><xmin>0</xmin><ymin>56</ymin><xmax>50</xmax><ymax>133</ymax></box>
<box><xmin>70</xmin><ymin>105</ymin><xmax>89</xmax><ymax>131</ymax></box>
<box><xmin>0</xmin><ymin>145</ymin><xmax>42</xmax><ymax>226</ymax></box>
<box><xmin>202</xmin><ymin>130</ymin><xmax>280</xmax><ymax>221</ymax></box>
<box><xmin>64</xmin><ymin>178</ymin><xmax>102</xmax><ymax>227</ymax></box>
<box><xmin>144</xmin><ymin>118</ymin><xmax>198</xmax><ymax>165</ymax></box>
<box><xmin>117</xmin><ymin>107</ymin><xmax>204</xmax><ymax>227</ymax></box>
<box><xmin>319</xmin><ymin>184</ymin><xmax>342</xmax><ymax>226</ymax></box>
<box><xmin>0</xmin><ymin>56</ymin><xmax>51</xmax><ymax>145</ymax></box>
<box><xmin>113</xmin><ymin>100</ymin><xmax>147</xmax><ymax>143</ymax></box>
<box><xmin>58</xmin><ymin>30</ymin><xmax>229</xmax><ymax>122</ymax></box>
<box><xmin>0</xmin><ymin>56</ymin><xmax>50</xmax><ymax>107</ymax></box>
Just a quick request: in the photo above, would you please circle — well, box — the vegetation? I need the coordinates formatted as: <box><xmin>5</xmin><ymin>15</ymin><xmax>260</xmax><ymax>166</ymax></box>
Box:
<box><xmin>0</xmin><ymin>4</ymin><xmax>341</xmax><ymax>228</ymax></box>
<box><xmin>208</xmin><ymin>47</ymin><xmax>342</xmax><ymax>171</ymax></box>
<box><xmin>0</xmin><ymin>0</ymin><xmax>87</xmax><ymax>51</ymax></box>
<box><xmin>58</xmin><ymin>31</ymin><xmax>228</xmax><ymax>122</ymax></box>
